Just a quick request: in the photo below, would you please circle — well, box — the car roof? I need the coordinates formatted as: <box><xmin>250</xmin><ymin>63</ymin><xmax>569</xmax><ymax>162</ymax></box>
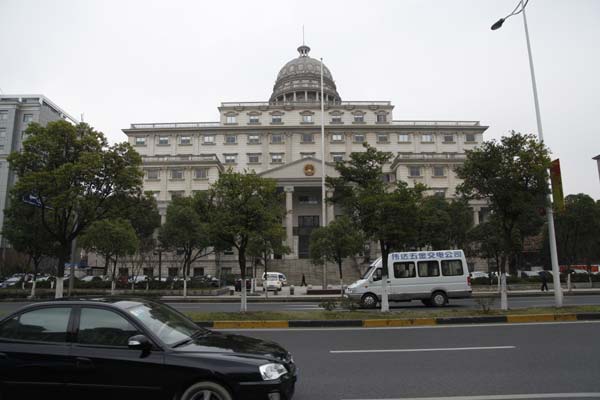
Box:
<box><xmin>17</xmin><ymin>297</ymin><xmax>157</xmax><ymax>312</ymax></box>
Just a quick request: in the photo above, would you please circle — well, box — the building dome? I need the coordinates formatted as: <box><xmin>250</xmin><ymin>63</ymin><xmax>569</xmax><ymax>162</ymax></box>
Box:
<box><xmin>269</xmin><ymin>45</ymin><xmax>341</xmax><ymax>104</ymax></box>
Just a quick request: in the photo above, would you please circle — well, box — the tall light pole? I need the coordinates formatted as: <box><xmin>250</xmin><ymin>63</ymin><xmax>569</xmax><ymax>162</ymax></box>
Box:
<box><xmin>320</xmin><ymin>57</ymin><xmax>327</xmax><ymax>290</ymax></box>
<box><xmin>492</xmin><ymin>0</ymin><xmax>563</xmax><ymax>307</ymax></box>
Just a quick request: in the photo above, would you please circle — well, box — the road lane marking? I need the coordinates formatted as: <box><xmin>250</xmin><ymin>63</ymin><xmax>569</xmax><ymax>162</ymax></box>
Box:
<box><xmin>341</xmin><ymin>393</ymin><xmax>600</xmax><ymax>400</ymax></box>
<box><xmin>330</xmin><ymin>345</ymin><xmax>515</xmax><ymax>354</ymax></box>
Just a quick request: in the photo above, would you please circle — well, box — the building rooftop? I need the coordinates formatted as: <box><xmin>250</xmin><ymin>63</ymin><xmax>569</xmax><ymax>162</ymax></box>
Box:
<box><xmin>0</xmin><ymin>94</ymin><xmax>78</xmax><ymax>124</ymax></box>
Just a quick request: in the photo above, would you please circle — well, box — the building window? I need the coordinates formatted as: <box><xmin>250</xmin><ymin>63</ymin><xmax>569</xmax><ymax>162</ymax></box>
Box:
<box><xmin>331</xmin><ymin>133</ymin><xmax>344</xmax><ymax>142</ymax></box>
<box><xmin>248</xmin><ymin>153</ymin><xmax>261</xmax><ymax>164</ymax></box>
<box><xmin>170</xmin><ymin>191</ymin><xmax>185</xmax><ymax>199</ymax></box>
<box><xmin>376</xmin><ymin>114</ymin><xmax>387</xmax><ymax>123</ymax></box>
<box><xmin>225</xmin><ymin>134</ymin><xmax>237</xmax><ymax>144</ymax></box>
<box><xmin>299</xmin><ymin>195</ymin><xmax>319</xmax><ymax>205</ymax></box>
<box><xmin>353</xmin><ymin>134</ymin><xmax>365</xmax><ymax>143</ymax></box>
<box><xmin>301</xmin><ymin>133</ymin><xmax>314</xmax><ymax>143</ymax></box>
<box><xmin>331</xmin><ymin>152</ymin><xmax>345</xmax><ymax>162</ymax></box>
<box><xmin>0</xmin><ymin>128</ymin><xmax>6</xmax><ymax>147</ymax></box>
<box><xmin>194</xmin><ymin>168</ymin><xmax>209</xmax><ymax>179</ymax></box>
<box><xmin>158</xmin><ymin>136</ymin><xmax>170</xmax><ymax>145</ymax></box>
<box><xmin>433</xmin><ymin>166</ymin><xmax>445</xmax><ymax>177</ymax></box>
<box><xmin>23</xmin><ymin>114</ymin><xmax>33</xmax><ymax>123</ymax></box>
<box><xmin>409</xmin><ymin>166</ymin><xmax>422</xmax><ymax>177</ymax></box>
<box><xmin>271</xmin><ymin>115</ymin><xmax>282</xmax><ymax>124</ymax></box>
<box><xmin>193</xmin><ymin>267</ymin><xmax>205</xmax><ymax>277</ymax></box>
<box><xmin>203</xmin><ymin>135</ymin><xmax>215</xmax><ymax>144</ymax></box>
<box><xmin>443</xmin><ymin>134</ymin><xmax>454</xmax><ymax>143</ymax></box>
<box><xmin>302</xmin><ymin>115</ymin><xmax>313</xmax><ymax>123</ymax></box>
<box><xmin>271</xmin><ymin>134</ymin><xmax>284</xmax><ymax>144</ymax></box>
<box><xmin>377</xmin><ymin>133</ymin><xmax>389</xmax><ymax>143</ymax></box>
<box><xmin>383</xmin><ymin>172</ymin><xmax>395</xmax><ymax>183</ymax></box>
<box><xmin>224</xmin><ymin>154</ymin><xmax>237</xmax><ymax>164</ymax></box>
<box><xmin>134</xmin><ymin>137</ymin><xmax>146</xmax><ymax>146</ymax></box>
<box><xmin>0</xmin><ymin>111</ymin><xmax>7</xmax><ymax>121</ymax></box>
<box><xmin>353</xmin><ymin>114</ymin><xmax>365</xmax><ymax>123</ymax></box>
<box><xmin>465</xmin><ymin>133</ymin><xmax>476</xmax><ymax>142</ymax></box>
<box><xmin>146</xmin><ymin>169</ymin><xmax>159</xmax><ymax>180</ymax></box>
<box><xmin>433</xmin><ymin>189</ymin><xmax>446</xmax><ymax>198</ymax></box>
<box><xmin>247</xmin><ymin>134</ymin><xmax>260</xmax><ymax>144</ymax></box>
<box><xmin>170</xmin><ymin>169</ymin><xmax>184</xmax><ymax>180</ymax></box>
<box><xmin>331</xmin><ymin>115</ymin><xmax>342</xmax><ymax>123</ymax></box>
<box><xmin>179</xmin><ymin>136</ymin><xmax>192</xmax><ymax>145</ymax></box>
<box><xmin>270</xmin><ymin>153</ymin><xmax>283</xmax><ymax>163</ymax></box>
<box><xmin>398</xmin><ymin>134</ymin><xmax>410</xmax><ymax>143</ymax></box>
<box><xmin>300</xmin><ymin>152</ymin><xmax>315</xmax><ymax>158</ymax></box>
<box><xmin>145</xmin><ymin>191</ymin><xmax>160</xmax><ymax>200</ymax></box>
<box><xmin>168</xmin><ymin>267</ymin><xmax>179</xmax><ymax>277</ymax></box>
<box><xmin>226</xmin><ymin>115</ymin><xmax>237</xmax><ymax>124</ymax></box>
<box><xmin>421</xmin><ymin>134</ymin><xmax>434</xmax><ymax>143</ymax></box>
<box><xmin>249</xmin><ymin>115</ymin><xmax>260</xmax><ymax>124</ymax></box>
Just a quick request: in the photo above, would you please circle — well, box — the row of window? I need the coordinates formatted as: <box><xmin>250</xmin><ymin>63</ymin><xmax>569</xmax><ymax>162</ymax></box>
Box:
<box><xmin>0</xmin><ymin>111</ymin><xmax>33</xmax><ymax>123</ymax></box>
<box><xmin>373</xmin><ymin>260</ymin><xmax>464</xmax><ymax>280</ymax></box>
<box><xmin>146</xmin><ymin>167</ymin><xmax>210</xmax><ymax>180</ymax></box>
<box><xmin>224</xmin><ymin>112</ymin><xmax>386</xmax><ymax>125</ymax></box>
<box><xmin>135</xmin><ymin>132</ymin><xmax>478</xmax><ymax>147</ymax></box>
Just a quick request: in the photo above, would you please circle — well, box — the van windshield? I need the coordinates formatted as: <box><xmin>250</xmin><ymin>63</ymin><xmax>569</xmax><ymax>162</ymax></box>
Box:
<box><xmin>362</xmin><ymin>267</ymin><xmax>375</xmax><ymax>279</ymax></box>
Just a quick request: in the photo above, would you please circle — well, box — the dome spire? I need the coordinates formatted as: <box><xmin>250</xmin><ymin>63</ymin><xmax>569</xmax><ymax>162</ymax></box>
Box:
<box><xmin>298</xmin><ymin>25</ymin><xmax>310</xmax><ymax>57</ymax></box>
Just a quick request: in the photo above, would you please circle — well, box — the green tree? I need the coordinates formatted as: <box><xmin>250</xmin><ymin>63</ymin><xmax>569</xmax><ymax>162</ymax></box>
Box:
<box><xmin>7</xmin><ymin>120</ymin><xmax>143</xmax><ymax>297</ymax></box>
<box><xmin>467</xmin><ymin>216</ymin><xmax>504</xmax><ymax>278</ymax></box>
<box><xmin>2</xmin><ymin>191</ymin><xmax>58</xmax><ymax>298</ymax></box>
<box><xmin>447</xmin><ymin>199</ymin><xmax>475</xmax><ymax>249</ymax></box>
<box><xmin>309</xmin><ymin>216</ymin><xmax>364</xmax><ymax>295</ymax></box>
<box><xmin>456</xmin><ymin>132</ymin><xmax>550</xmax><ymax>309</ymax></box>
<box><xmin>547</xmin><ymin>194</ymin><xmax>600</xmax><ymax>276</ymax></box>
<box><xmin>159</xmin><ymin>195</ymin><xmax>211</xmax><ymax>298</ymax></box>
<box><xmin>417</xmin><ymin>195</ymin><xmax>452</xmax><ymax>249</ymax></box>
<box><xmin>209</xmin><ymin>170</ymin><xmax>284</xmax><ymax>311</ymax></box>
<box><xmin>327</xmin><ymin>144</ymin><xmax>424</xmax><ymax>311</ymax></box>
<box><xmin>79</xmin><ymin>219</ymin><xmax>139</xmax><ymax>294</ymax></box>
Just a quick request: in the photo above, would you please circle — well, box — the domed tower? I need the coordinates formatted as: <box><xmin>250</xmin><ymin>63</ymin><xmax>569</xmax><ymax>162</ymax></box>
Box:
<box><xmin>269</xmin><ymin>45</ymin><xmax>341</xmax><ymax>105</ymax></box>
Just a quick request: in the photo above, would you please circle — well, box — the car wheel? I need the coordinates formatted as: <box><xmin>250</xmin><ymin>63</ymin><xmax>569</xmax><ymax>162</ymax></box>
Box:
<box><xmin>179</xmin><ymin>381</ymin><xmax>232</xmax><ymax>400</ymax></box>
<box><xmin>431</xmin><ymin>291</ymin><xmax>448</xmax><ymax>307</ymax></box>
<box><xmin>421</xmin><ymin>299</ymin><xmax>432</xmax><ymax>307</ymax></box>
<box><xmin>361</xmin><ymin>293</ymin><xmax>378</xmax><ymax>309</ymax></box>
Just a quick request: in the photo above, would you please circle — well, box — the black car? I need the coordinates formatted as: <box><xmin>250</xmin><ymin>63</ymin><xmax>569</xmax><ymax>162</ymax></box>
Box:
<box><xmin>0</xmin><ymin>298</ymin><xmax>296</xmax><ymax>400</ymax></box>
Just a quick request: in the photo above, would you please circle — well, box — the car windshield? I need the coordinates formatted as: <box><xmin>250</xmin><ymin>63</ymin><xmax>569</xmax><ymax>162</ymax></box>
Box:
<box><xmin>361</xmin><ymin>266</ymin><xmax>375</xmax><ymax>280</ymax></box>
<box><xmin>127</xmin><ymin>302</ymin><xmax>205</xmax><ymax>346</ymax></box>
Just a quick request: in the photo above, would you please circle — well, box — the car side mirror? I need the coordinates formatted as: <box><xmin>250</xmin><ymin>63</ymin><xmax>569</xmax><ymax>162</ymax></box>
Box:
<box><xmin>128</xmin><ymin>334</ymin><xmax>152</xmax><ymax>351</ymax></box>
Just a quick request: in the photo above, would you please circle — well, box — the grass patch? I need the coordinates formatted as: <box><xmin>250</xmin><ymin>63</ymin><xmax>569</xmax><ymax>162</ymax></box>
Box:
<box><xmin>185</xmin><ymin>305</ymin><xmax>600</xmax><ymax>321</ymax></box>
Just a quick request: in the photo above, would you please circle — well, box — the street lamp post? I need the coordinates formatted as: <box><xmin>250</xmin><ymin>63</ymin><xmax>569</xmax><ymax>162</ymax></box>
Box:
<box><xmin>491</xmin><ymin>0</ymin><xmax>563</xmax><ymax>307</ymax></box>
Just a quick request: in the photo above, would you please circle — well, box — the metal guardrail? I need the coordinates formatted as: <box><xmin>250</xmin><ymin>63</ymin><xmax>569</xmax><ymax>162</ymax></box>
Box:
<box><xmin>392</xmin><ymin>120</ymin><xmax>480</xmax><ymax>126</ymax></box>
<box><xmin>131</xmin><ymin>122</ymin><xmax>220</xmax><ymax>129</ymax></box>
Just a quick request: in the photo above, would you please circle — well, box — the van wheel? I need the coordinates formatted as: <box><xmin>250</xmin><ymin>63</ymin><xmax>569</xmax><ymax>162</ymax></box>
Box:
<box><xmin>421</xmin><ymin>299</ymin><xmax>432</xmax><ymax>307</ymax></box>
<box><xmin>431</xmin><ymin>291</ymin><xmax>448</xmax><ymax>307</ymax></box>
<box><xmin>179</xmin><ymin>381</ymin><xmax>232</xmax><ymax>400</ymax></box>
<box><xmin>361</xmin><ymin>293</ymin><xmax>378</xmax><ymax>309</ymax></box>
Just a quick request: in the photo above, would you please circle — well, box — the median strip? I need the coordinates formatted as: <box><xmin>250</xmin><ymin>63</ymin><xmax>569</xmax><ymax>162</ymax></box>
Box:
<box><xmin>330</xmin><ymin>346</ymin><xmax>516</xmax><ymax>354</ymax></box>
<box><xmin>193</xmin><ymin>311</ymin><xmax>600</xmax><ymax>329</ymax></box>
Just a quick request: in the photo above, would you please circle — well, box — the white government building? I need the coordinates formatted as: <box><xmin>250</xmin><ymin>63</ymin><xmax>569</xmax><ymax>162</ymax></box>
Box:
<box><xmin>123</xmin><ymin>44</ymin><xmax>489</xmax><ymax>282</ymax></box>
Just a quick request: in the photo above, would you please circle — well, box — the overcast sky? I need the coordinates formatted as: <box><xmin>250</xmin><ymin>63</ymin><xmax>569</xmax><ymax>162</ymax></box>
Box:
<box><xmin>1</xmin><ymin>0</ymin><xmax>599</xmax><ymax>198</ymax></box>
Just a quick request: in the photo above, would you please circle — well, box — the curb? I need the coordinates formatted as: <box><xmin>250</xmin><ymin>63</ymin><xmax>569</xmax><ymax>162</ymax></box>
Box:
<box><xmin>194</xmin><ymin>312</ymin><xmax>600</xmax><ymax>329</ymax></box>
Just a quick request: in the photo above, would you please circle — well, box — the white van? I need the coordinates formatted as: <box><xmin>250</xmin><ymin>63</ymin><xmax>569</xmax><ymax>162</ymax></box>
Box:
<box><xmin>261</xmin><ymin>272</ymin><xmax>287</xmax><ymax>286</ymax></box>
<box><xmin>345</xmin><ymin>250</ymin><xmax>472</xmax><ymax>308</ymax></box>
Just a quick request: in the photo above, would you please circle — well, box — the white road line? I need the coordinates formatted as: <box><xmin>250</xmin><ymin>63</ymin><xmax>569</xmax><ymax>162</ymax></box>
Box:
<box><xmin>341</xmin><ymin>393</ymin><xmax>600</xmax><ymax>400</ymax></box>
<box><xmin>330</xmin><ymin>346</ymin><xmax>515</xmax><ymax>354</ymax></box>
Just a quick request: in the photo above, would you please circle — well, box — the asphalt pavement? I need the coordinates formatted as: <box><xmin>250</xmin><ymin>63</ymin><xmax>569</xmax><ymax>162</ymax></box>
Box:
<box><xmin>238</xmin><ymin>321</ymin><xmax>600</xmax><ymax>399</ymax></box>
<box><xmin>1</xmin><ymin>295</ymin><xmax>600</xmax><ymax>314</ymax></box>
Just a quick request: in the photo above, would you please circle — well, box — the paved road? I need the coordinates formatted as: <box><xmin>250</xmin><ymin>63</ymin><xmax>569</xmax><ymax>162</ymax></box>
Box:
<box><xmin>238</xmin><ymin>321</ymin><xmax>600</xmax><ymax>399</ymax></box>
<box><xmin>1</xmin><ymin>295</ymin><xmax>600</xmax><ymax>314</ymax></box>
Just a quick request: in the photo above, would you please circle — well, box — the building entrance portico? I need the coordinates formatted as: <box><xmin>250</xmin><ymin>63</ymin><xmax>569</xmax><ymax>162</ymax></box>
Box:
<box><xmin>259</xmin><ymin>157</ymin><xmax>338</xmax><ymax>259</ymax></box>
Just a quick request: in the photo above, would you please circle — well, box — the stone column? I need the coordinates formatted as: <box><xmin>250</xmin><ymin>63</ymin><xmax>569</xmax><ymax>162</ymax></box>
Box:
<box><xmin>326</xmin><ymin>190</ymin><xmax>335</xmax><ymax>225</ymax></box>
<box><xmin>472</xmin><ymin>207</ymin><xmax>480</xmax><ymax>226</ymax></box>
<box><xmin>284</xmin><ymin>186</ymin><xmax>295</xmax><ymax>257</ymax></box>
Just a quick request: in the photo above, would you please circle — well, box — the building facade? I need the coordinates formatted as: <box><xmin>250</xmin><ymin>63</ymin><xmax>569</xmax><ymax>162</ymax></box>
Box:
<box><xmin>123</xmin><ymin>45</ymin><xmax>488</xmax><ymax>277</ymax></box>
<box><xmin>0</xmin><ymin>95</ymin><xmax>78</xmax><ymax>249</ymax></box>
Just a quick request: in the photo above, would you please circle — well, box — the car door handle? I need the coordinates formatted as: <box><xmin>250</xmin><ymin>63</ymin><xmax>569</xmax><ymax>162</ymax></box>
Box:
<box><xmin>76</xmin><ymin>357</ymin><xmax>94</xmax><ymax>370</ymax></box>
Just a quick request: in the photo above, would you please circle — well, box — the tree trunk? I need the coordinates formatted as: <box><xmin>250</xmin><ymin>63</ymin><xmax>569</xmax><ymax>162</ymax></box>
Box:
<box><xmin>239</xmin><ymin>247</ymin><xmax>247</xmax><ymax>312</ymax></box>
<box><xmin>379</xmin><ymin>241</ymin><xmax>389</xmax><ymax>312</ymax></box>
<box><xmin>499</xmin><ymin>256</ymin><xmax>508</xmax><ymax>311</ymax></box>
<box><xmin>264</xmin><ymin>255</ymin><xmax>269</xmax><ymax>300</ymax></box>
<box><xmin>111</xmin><ymin>258</ymin><xmax>117</xmax><ymax>296</ymax></box>
<box><xmin>567</xmin><ymin>273</ymin><xmax>572</xmax><ymax>292</ymax></box>
<box><xmin>30</xmin><ymin>259</ymin><xmax>39</xmax><ymax>299</ymax></box>
<box><xmin>338</xmin><ymin>259</ymin><xmax>344</xmax><ymax>297</ymax></box>
<box><xmin>55</xmin><ymin>253</ymin><xmax>67</xmax><ymax>299</ymax></box>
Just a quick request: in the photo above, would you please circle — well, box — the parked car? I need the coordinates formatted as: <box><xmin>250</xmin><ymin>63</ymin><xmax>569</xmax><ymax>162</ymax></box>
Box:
<box><xmin>262</xmin><ymin>272</ymin><xmax>288</xmax><ymax>286</ymax></box>
<box><xmin>263</xmin><ymin>277</ymin><xmax>283</xmax><ymax>292</ymax></box>
<box><xmin>80</xmin><ymin>275</ymin><xmax>103</xmax><ymax>282</ymax></box>
<box><xmin>470</xmin><ymin>271</ymin><xmax>489</xmax><ymax>279</ymax></box>
<box><xmin>128</xmin><ymin>275</ymin><xmax>149</xmax><ymax>284</ymax></box>
<box><xmin>0</xmin><ymin>277</ymin><xmax>21</xmax><ymax>289</ymax></box>
<box><xmin>0</xmin><ymin>298</ymin><xmax>297</xmax><ymax>399</ymax></box>
<box><xmin>191</xmin><ymin>275</ymin><xmax>220</xmax><ymax>288</ymax></box>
